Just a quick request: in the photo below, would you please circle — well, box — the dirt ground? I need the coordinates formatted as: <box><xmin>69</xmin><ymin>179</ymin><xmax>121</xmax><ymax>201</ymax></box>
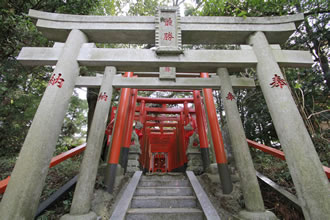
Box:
<box><xmin>197</xmin><ymin>172</ymin><xmax>304</xmax><ymax>220</ymax></box>
<box><xmin>197</xmin><ymin>173</ymin><xmax>243</xmax><ymax>220</ymax></box>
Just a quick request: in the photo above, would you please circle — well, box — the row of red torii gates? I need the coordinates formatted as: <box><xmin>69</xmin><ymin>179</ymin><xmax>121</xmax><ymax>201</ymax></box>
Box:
<box><xmin>103</xmin><ymin>72</ymin><xmax>230</xmax><ymax>192</ymax></box>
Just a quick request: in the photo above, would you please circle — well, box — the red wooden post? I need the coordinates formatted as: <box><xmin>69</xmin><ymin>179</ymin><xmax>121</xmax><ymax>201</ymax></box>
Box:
<box><xmin>193</xmin><ymin>90</ymin><xmax>210</xmax><ymax>170</ymax></box>
<box><xmin>121</xmin><ymin>88</ymin><xmax>138</xmax><ymax>172</ymax></box>
<box><xmin>105</xmin><ymin>72</ymin><xmax>133</xmax><ymax>193</ymax></box>
<box><xmin>180</xmin><ymin>112</ymin><xmax>188</xmax><ymax>166</ymax></box>
<box><xmin>184</xmin><ymin>101</ymin><xmax>189</xmax><ymax>125</ymax></box>
<box><xmin>201</xmin><ymin>72</ymin><xmax>233</xmax><ymax>194</ymax></box>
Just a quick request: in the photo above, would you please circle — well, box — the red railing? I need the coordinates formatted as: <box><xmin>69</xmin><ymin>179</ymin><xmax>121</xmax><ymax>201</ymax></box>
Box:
<box><xmin>0</xmin><ymin>144</ymin><xmax>86</xmax><ymax>194</ymax></box>
<box><xmin>247</xmin><ymin>139</ymin><xmax>330</xmax><ymax>179</ymax></box>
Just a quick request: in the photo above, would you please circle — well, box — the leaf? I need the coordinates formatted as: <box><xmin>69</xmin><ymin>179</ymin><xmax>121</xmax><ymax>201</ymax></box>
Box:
<box><xmin>238</xmin><ymin>11</ymin><xmax>247</xmax><ymax>17</ymax></box>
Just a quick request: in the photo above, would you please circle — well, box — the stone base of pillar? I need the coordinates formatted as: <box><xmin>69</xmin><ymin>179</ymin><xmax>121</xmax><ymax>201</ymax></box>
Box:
<box><xmin>60</xmin><ymin>211</ymin><xmax>97</xmax><ymax>220</ymax></box>
<box><xmin>238</xmin><ymin>210</ymin><xmax>277</xmax><ymax>220</ymax></box>
<box><xmin>206</xmin><ymin>163</ymin><xmax>240</xmax><ymax>183</ymax></box>
<box><xmin>186</xmin><ymin>147</ymin><xmax>203</xmax><ymax>175</ymax></box>
<box><xmin>126</xmin><ymin>144</ymin><xmax>141</xmax><ymax>173</ymax></box>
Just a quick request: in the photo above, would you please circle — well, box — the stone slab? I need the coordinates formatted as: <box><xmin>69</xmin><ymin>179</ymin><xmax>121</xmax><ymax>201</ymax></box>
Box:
<box><xmin>126</xmin><ymin>208</ymin><xmax>203</xmax><ymax>220</ymax></box>
<box><xmin>60</xmin><ymin>211</ymin><xmax>97</xmax><ymax>220</ymax></box>
<box><xmin>139</xmin><ymin>180</ymin><xmax>190</xmax><ymax>187</ymax></box>
<box><xmin>134</xmin><ymin>187</ymin><xmax>193</xmax><ymax>196</ymax></box>
<box><xmin>74</xmin><ymin>75</ymin><xmax>255</xmax><ymax>89</ymax></box>
<box><xmin>186</xmin><ymin>171</ymin><xmax>221</xmax><ymax>220</ymax></box>
<box><xmin>17</xmin><ymin>47</ymin><xmax>313</xmax><ymax>72</ymax></box>
<box><xmin>111</xmin><ymin>75</ymin><xmax>255</xmax><ymax>89</ymax></box>
<box><xmin>238</xmin><ymin>210</ymin><xmax>277</xmax><ymax>220</ymax></box>
<box><xmin>109</xmin><ymin>171</ymin><xmax>142</xmax><ymax>220</ymax></box>
<box><xmin>29</xmin><ymin>9</ymin><xmax>303</xmax><ymax>44</ymax></box>
<box><xmin>131</xmin><ymin>196</ymin><xmax>197</xmax><ymax>208</ymax></box>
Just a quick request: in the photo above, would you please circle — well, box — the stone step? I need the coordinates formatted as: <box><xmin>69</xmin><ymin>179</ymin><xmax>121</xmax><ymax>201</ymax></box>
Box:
<box><xmin>134</xmin><ymin>187</ymin><xmax>193</xmax><ymax>196</ymax></box>
<box><xmin>126</xmin><ymin>208</ymin><xmax>204</xmax><ymax>220</ymax></box>
<box><xmin>141</xmin><ymin>174</ymin><xmax>187</xmax><ymax>181</ymax></box>
<box><xmin>138</xmin><ymin>179</ymin><xmax>190</xmax><ymax>187</ymax></box>
<box><xmin>131</xmin><ymin>196</ymin><xmax>197</xmax><ymax>208</ymax></box>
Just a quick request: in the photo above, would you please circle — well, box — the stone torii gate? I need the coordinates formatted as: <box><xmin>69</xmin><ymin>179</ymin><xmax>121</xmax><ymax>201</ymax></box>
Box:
<box><xmin>0</xmin><ymin>7</ymin><xmax>329</xmax><ymax>220</ymax></box>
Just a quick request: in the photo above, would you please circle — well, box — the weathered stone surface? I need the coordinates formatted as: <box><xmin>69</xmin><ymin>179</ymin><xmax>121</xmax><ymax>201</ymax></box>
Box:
<box><xmin>218</xmin><ymin>68</ymin><xmax>265</xmax><ymax>213</ymax></box>
<box><xmin>248</xmin><ymin>31</ymin><xmax>330</xmax><ymax>220</ymax></box>
<box><xmin>60</xmin><ymin>211</ymin><xmax>97</xmax><ymax>220</ymax></box>
<box><xmin>69</xmin><ymin>67</ymin><xmax>116</xmax><ymax>215</ymax></box>
<box><xmin>238</xmin><ymin>210</ymin><xmax>278</xmax><ymax>220</ymax></box>
<box><xmin>0</xmin><ymin>29</ymin><xmax>88</xmax><ymax>220</ymax></box>
<box><xmin>127</xmin><ymin>160</ymin><xmax>140</xmax><ymax>167</ymax></box>
<box><xmin>18</xmin><ymin>46</ymin><xmax>313</xmax><ymax>71</ymax></box>
<box><xmin>159</xmin><ymin>66</ymin><xmax>176</xmax><ymax>81</ymax></box>
<box><xmin>155</xmin><ymin>7</ymin><xmax>182</xmax><ymax>55</ymax></box>
<box><xmin>186</xmin><ymin>171</ymin><xmax>221</xmax><ymax>220</ymax></box>
<box><xmin>75</xmin><ymin>74</ymin><xmax>256</xmax><ymax>89</ymax></box>
<box><xmin>110</xmin><ymin>171</ymin><xmax>142</xmax><ymax>220</ymax></box>
<box><xmin>186</xmin><ymin>132</ymin><xmax>203</xmax><ymax>174</ymax></box>
<box><xmin>128</xmin><ymin>153</ymin><xmax>140</xmax><ymax>160</ymax></box>
<box><xmin>29</xmin><ymin>9</ymin><xmax>303</xmax><ymax>44</ymax></box>
<box><xmin>126</xmin><ymin>131</ymin><xmax>141</xmax><ymax>173</ymax></box>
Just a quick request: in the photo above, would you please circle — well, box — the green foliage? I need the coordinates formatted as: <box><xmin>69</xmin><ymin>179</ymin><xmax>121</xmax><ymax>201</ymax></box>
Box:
<box><xmin>252</xmin><ymin>149</ymin><xmax>294</xmax><ymax>190</ymax></box>
<box><xmin>57</xmin><ymin>93</ymin><xmax>88</xmax><ymax>150</ymax></box>
<box><xmin>126</xmin><ymin>0</ymin><xmax>171</xmax><ymax>16</ymax></box>
<box><xmin>196</xmin><ymin>0</ymin><xmax>329</xmax><ymax>154</ymax></box>
<box><xmin>0</xmin><ymin>1</ymin><xmax>101</xmax><ymax>156</ymax></box>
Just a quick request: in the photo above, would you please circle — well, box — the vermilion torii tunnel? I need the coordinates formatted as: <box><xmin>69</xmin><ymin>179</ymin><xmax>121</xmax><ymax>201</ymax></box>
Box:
<box><xmin>104</xmin><ymin>90</ymin><xmax>213</xmax><ymax>175</ymax></box>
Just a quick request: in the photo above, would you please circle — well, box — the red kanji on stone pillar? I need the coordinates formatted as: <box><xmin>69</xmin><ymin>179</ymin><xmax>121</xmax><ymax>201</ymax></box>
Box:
<box><xmin>98</xmin><ymin>92</ymin><xmax>108</xmax><ymax>101</ymax></box>
<box><xmin>270</xmin><ymin>74</ymin><xmax>287</xmax><ymax>88</ymax></box>
<box><xmin>49</xmin><ymin>73</ymin><xmax>65</xmax><ymax>88</ymax></box>
<box><xmin>226</xmin><ymin>92</ymin><xmax>235</xmax><ymax>101</ymax></box>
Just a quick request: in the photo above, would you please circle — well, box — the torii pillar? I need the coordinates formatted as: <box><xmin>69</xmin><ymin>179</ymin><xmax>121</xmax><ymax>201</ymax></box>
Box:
<box><xmin>201</xmin><ymin>72</ymin><xmax>233</xmax><ymax>194</ymax></box>
<box><xmin>104</xmin><ymin>72</ymin><xmax>133</xmax><ymax>193</ymax></box>
<box><xmin>218</xmin><ymin>68</ymin><xmax>276</xmax><ymax>219</ymax></box>
<box><xmin>193</xmin><ymin>90</ymin><xmax>211</xmax><ymax>170</ymax></box>
<box><xmin>61</xmin><ymin>67</ymin><xmax>116</xmax><ymax>220</ymax></box>
<box><xmin>0</xmin><ymin>30</ymin><xmax>88</xmax><ymax>219</ymax></box>
<box><xmin>248</xmin><ymin>31</ymin><xmax>330</xmax><ymax>220</ymax></box>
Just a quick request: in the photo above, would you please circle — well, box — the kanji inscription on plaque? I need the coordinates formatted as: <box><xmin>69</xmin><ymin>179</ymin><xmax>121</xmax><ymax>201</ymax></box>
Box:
<box><xmin>159</xmin><ymin>67</ymin><xmax>176</xmax><ymax>81</ymax></box>
<box><xmin>160</xmin><ymin>17</ymin><xmax>172</xmax><ymax>26</ymax></box>
<box><xmin>164</xmin><ymin>32</ymin><xmax>174</xmax><ymax>41</ymax></box>
<box><xmin>155</xmin><ymin>7</ymin><xmax>182</xmax><ymax>55</ymax></box>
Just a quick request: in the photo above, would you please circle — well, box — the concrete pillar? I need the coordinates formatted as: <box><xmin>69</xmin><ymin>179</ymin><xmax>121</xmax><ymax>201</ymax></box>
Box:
<box><xmin>218</xmin><ymin>68</ymin><xmax>277</xmax><ymax>219</ymax></box>
<box><xmin>248</xmin><ymin>31</ymin><xmax>330</xmax><ymax>220</ymax></box>
<box><xmin>201</xmin><ymin>72</ymin><xmax>233</xmax><ymax>194</ymax></box>
<box><xmin>0</xmin><ymin>30</ymin><xmax>87</xmax><ymax>220</ymax></box>
<box><xmin>61</xmin><ymin>67</ymin><xmax>116</xmax><ymax>220</ymax></box>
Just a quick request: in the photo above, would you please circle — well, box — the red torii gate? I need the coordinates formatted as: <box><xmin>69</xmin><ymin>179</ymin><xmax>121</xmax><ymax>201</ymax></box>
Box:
<box><xmin>104</xmin><ymin>72</ymin><xmax>232</xmax><ymax>194</ymax></box>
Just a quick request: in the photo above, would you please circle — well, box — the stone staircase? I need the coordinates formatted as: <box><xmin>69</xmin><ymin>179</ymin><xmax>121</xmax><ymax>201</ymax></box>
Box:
<box><xmin>126</xmin><ymin>173</ymin><xmax>204</xmax><ymax>220</ymax></box>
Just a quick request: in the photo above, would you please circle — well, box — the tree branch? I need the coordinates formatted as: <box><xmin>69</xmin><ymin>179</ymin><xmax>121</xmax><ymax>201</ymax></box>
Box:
<box><xmin>307</xmin><ymin>109</ymin><xmax>330</xmax><ymax>120</ymax></box>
